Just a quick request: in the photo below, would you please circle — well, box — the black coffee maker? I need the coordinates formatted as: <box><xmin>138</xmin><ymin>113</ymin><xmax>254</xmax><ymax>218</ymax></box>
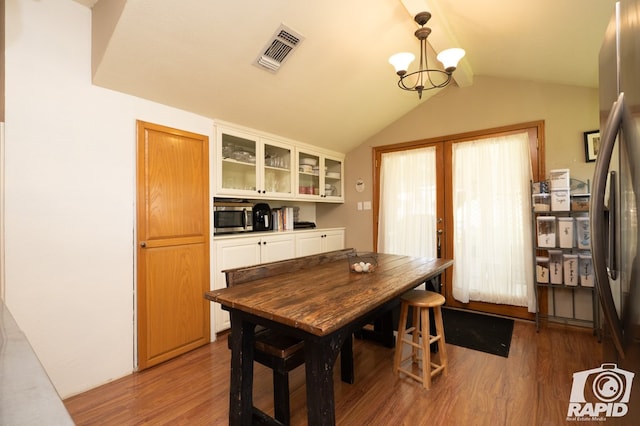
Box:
<box><xmin>252</xmin><ymin>203</ymin><xmax>272</xmax><ymax>231</ymax></box>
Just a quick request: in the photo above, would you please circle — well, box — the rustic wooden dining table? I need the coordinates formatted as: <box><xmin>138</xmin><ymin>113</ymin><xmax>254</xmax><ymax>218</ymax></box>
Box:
<box><xmin>205</xmin><ymin>253</ymin><xmax>453</xmax><ymax>426</ymax></box>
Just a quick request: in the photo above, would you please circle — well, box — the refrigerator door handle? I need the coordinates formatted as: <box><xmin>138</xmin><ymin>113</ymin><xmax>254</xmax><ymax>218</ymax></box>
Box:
<box><xmin>608</xmin><ymin>171</ymin><xmax>617</xmax><ymax>280</ymax></box>
<box><xmin>590</xmin><ymin>92</ymin><xmax>625</xmax><ymax>357</ymax></box>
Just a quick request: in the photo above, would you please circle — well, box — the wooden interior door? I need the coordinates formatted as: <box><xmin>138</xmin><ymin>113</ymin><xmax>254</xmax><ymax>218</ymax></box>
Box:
<box><xmin>136</xmin><ymin>121</ymin><xmax>210</xmax><ymax>370</ymax></box>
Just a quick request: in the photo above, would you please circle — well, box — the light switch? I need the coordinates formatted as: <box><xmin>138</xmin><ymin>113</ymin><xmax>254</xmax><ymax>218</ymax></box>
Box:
<box><xmin>363</xmin><ymin>201</ymin><xmax>372</xmax><ymax>210</ymax></box>
<box><xmin>357</xmin><ymin>202</ymin><xmax>363</xmax><ymax>210</ymax></box>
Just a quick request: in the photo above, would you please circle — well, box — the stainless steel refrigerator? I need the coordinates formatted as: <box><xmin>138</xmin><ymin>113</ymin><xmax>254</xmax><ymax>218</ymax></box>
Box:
<box><xmin>592</xmin><ymin>0</ymin><xmax>640</xmax><ymax>422</ymax></box>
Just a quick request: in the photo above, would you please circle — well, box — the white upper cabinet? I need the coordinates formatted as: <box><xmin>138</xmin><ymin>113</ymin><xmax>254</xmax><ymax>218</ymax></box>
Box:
<box><xmin>214</xmin><ymin>121</ymin><xmax>344</xmax><ymax>203</ymax></box>
<box><xmin>215</xmin><ymin>125</ymin><xmax>294</xmax><ymax>199</ymax></box>
<box><xmin>296</xmin><ymin>148</ymin><xmax>344</xmax><ymax>202</ymax></box>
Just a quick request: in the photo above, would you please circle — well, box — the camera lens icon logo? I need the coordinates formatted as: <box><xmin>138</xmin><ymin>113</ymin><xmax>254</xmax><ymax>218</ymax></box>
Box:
<box><xmin>593</xmin><ymin>370</ymin><xmax>625</xmax><ymax>402</ymax></box>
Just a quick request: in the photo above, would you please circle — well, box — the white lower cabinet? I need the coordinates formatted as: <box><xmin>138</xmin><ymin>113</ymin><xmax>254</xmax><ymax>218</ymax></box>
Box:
<box><xmin>295</xmin><ymin>229</ymin><xmax>345</xmax><ymax>257</ymax></box>
<box><xmin>259</xmin><ymin>233</ymin><xmax>297</xmax><ymax>263</ymax></box>
<box><xmin>212</xmin><ymin>228</ymin><xmax>345</xmax><ymax>333</ymax></box>
<box><xmin>323</xmin><ymin>229</ymin><xmax>345</xmax><ymax>252</ymax></box>
<box><xmin>212</xmin><ymin>234</ymin><xmax>296</xmax><ymax>333</ymax></box>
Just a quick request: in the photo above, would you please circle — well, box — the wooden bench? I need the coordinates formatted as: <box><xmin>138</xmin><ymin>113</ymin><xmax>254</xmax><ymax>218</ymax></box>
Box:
<box><xmin>224</xmin><ymin>248</ymin><xmax>356</xmax><ymax>425</ymax></box>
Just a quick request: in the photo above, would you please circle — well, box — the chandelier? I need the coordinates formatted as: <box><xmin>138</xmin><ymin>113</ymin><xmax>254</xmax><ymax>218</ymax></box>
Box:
<box><xmin>389</xmin><ymin>11</ymin><xmax>465</xmax><ymax>99</ymax></box>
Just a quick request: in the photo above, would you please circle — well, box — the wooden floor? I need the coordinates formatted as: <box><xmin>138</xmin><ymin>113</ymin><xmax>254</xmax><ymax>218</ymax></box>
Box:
<box><xmin>64</xmin><ymin>320</ymin><xmax>603</xmax><ymax>425</ymax></box>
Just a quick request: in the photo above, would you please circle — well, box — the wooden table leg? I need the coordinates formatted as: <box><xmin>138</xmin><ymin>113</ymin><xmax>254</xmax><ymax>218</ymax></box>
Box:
<box><xmin>228</xmin><ymin>314</ymin><xmax>255</xmax><ymax>426</ymax></box>
<box><xmin>305</xmin><ymin>330</ymin><xmax>350</xmax><ymax>426</ymax></box>
<box><xmin>340</xmin><ymin>334</ymin><xmax>354</xmax><ymax>384</ymax></box>
<box><xmin>375</xmin><ymin>310</ymin><xmax>396</xmax><ymax>348</ymax></box>
<box><xmin>354</xmin><ymin>302</ymin><xmax>397</xmax><ymax>348</ymax></box>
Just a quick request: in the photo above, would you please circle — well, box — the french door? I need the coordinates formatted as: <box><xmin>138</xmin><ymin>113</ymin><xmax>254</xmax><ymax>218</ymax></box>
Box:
<box><xmin>376</xmin><ymin>144</ymin><xmax>445</xmax><ymax>260</ymax></box>
<box><xmin>374</xmin><ymin>122</ymin><xmax>543</xmax><ymax>320</ymax></box>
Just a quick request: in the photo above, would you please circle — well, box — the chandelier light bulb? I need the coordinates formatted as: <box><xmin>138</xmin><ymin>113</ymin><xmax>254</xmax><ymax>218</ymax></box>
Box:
<box><xmin>436</xmin><ymin>48</ymin><xmax>466</xmax><ymax>73</ymax></box>
<box><xmin>389</xmin><ymin>52</ymin><xmax>416</xmax><ymax>76</ymax></box>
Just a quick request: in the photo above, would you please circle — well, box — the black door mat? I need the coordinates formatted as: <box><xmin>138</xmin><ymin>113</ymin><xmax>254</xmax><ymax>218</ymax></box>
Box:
<box><xmin>442</xmin><ymin>308</ymin><xmax>514</xmax><ymax>358</ymax></box>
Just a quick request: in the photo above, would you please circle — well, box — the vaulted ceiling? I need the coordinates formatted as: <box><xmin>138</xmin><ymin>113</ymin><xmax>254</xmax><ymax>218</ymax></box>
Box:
<box><xmin>77</xmin><ymin>0</ymin><xmax>616</xmax><ymax>153</ymax></box>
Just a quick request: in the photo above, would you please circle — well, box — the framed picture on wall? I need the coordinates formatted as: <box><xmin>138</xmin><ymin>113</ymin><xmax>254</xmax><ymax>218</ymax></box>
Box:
<box><xmin>584</xmin><ymin>130</ymin><xmax>600</xmax><ymax>162</ymax></box>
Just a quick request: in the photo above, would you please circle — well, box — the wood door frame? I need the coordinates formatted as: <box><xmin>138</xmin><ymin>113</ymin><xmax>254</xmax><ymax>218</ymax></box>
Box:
<box><xmin>373</xmin><ymin>121</ymin><xmax>545</xmax><ymax>320</ymax></box>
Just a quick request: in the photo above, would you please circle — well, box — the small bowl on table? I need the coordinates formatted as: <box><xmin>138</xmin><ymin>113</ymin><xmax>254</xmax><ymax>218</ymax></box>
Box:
<box><xmin>348</xmin><ymin>252</ymin><xmax>378</xmax><ymax>273</ymax></box>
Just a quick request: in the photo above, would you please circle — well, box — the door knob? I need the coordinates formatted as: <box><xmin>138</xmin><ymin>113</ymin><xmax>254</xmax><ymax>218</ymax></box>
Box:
<box><xmin>140</xmin><ymin>242</ymin><xmax>146</xmax><ymax>248</ymax></box>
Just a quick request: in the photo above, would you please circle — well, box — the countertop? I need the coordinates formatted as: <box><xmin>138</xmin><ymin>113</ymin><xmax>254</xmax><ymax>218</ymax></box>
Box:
<box><xmin>213</xmin><ymin>226</ymin><xmax>345</xmax><ymax>240</ymax></box>
<box><xmin>0</xmin><ymin>301</ymin><xmax>74</xmax><ymax>425</ymax></box>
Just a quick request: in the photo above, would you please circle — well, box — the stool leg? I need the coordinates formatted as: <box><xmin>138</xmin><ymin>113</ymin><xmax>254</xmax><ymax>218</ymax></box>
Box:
<box><xmin>421</xmin><ymin>307</ymin><xmax>431</xmax><ymax>390</ymax></box>
<box><xmin>411</xmin><ymin>306</ymin><xmax>420</xmax><ymax>363</ymax></box>
<box><xmin>393</xmin><ymin>302</ymin><xmax>409</xmax><ymax>373</ymax></box>
<box><xmin>433</xmin><ymin>306</ymin><xmax>448</xmax><ymax>377</ymax></box>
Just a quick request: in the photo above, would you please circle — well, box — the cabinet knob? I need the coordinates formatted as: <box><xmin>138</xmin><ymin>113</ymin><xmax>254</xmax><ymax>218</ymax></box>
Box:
<box><xmin>140</xmin><ymin>242</ymin><xmax>147</xmax><ymax>248</ymax></box>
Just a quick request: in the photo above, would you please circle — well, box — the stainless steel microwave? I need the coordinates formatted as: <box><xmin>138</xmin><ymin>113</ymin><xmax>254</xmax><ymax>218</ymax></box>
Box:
<box><xmin>213</xmin><ymin>200</ymin><xmax>253</xmax><ymax>234</ymax></box>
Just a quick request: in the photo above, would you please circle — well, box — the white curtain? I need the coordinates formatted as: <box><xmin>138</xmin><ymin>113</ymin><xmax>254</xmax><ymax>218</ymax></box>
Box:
<box><xmin>377</xmin><ymin>147</ymin><xmax>437</xmax><ymax>259</ymax></box>
<box><xmin>451</xmin><ymin>132</ymin><xmax>535</xmax><ymax>312</ymax></box>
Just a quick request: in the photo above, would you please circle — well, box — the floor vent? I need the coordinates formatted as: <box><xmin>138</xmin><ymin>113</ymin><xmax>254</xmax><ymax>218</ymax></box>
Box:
<box><xmin>255</xmin><ymin>24</ymin><xmax>304</xmax><ymax>73</ymax></box>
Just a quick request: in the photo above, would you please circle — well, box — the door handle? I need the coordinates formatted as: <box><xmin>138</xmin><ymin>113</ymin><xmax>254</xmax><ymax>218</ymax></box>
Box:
<box><xmin>608</xmin><ymin>171</ymin><xmax>617</xmax><ymax>280</ymax></box>
<box><xmin>436</xmin><ymin>218</ymin><xmax>444</xmax><ymax>258</ymax></box>
<box><xmin>140</xmin><ymin>242</ymin><xmax>146</xmax><ymax>248</ymax></box>
<box><xmin>590</xmin><ymin>92</ymin><xmax>626</xmax><ymax>357</ymax></box>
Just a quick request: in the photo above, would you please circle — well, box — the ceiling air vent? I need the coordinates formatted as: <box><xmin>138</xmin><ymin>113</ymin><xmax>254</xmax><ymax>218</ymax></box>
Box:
<box><xmin>254</xmin><ymin>24</ymin><xmax>304</xmax><ymax>73</ymax></box>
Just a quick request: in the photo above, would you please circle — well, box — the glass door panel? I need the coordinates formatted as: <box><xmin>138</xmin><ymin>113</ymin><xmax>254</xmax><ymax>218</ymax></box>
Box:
<box><xmin>324</xmin><ymin>158</ymin><xmax>342</xmax><ymax>198</ymax></box>
<box><xmin>221</xmin><ymin>133</ymin><xmax>257</xmax><ymax>193</ymax></box>
<box><xmin>298</xmin><ymin>151</ymin><xmax>320</xmax><ymax>197</ymax></box>
<box><xmin>264</xmin><ymin>142</ymin><xmax>292</xmax><ymax>196</ymax></box>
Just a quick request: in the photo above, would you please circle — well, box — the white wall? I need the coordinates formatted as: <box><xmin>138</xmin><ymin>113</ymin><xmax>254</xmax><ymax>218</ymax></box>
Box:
<box><xmin>4</xmin><ymin>0</ymin><xmax>214</xmax><ymax>398</ymax></box>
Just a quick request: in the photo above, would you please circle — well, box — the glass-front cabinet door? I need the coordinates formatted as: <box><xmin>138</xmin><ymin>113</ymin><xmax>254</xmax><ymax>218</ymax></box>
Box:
<box><xmin>216</xmin><ymin>127</ymin><xmax>293</xmax><ymax>199</ymax></box>
<box><xmin>217</xmin><ymin>128</ymin><xmax>259</xmax><ymax>197</ymax></box>
<box><xmin>323</xmin><ymin>154</ymin><xmax>343</xmax><ymax>201</ymax></box>
<box><xmin>262</xmin><ymin>138</ymin><xmax>293</xmax><ymax>197</ymax></box>
<box><xmin>296</xmin><ymin>148</ymin><xmax>344</xmax><ymax>201</ymax></box>
<box><xmin>297</xmin><ymin>150</ymin><xmax>321</xmax><ymax>198</ymax></box>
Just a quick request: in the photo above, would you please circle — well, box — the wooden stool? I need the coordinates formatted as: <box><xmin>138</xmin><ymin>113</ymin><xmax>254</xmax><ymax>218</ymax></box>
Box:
<box><xmin>393</xmin><ymin>290</ymin><xmax>448</xmax><ymax>389</ymax></box>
